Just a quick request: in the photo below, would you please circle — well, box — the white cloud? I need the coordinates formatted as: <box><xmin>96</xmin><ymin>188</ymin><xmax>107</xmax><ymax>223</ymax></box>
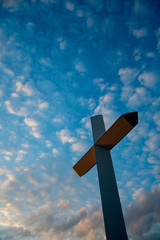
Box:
<box><xmin>79</xmin><ymin>97</ymin><xmax>96</xmax><ymax>110</ymax></box>
<box><xmin>132</xmin><ymin>27</ymin><xmax>148</xmax><ymax>38</ymax></box>
<box><xmin>0</xmin><ymin>90</ymin><xmax>3</xmax><ymax>97</ymax></box>
<box><xmin>125</xmin><ymin>187</ymin><xmax>160</xmax><ymax>240</ymax></box>
<box><xmin>57</xmin><ymin>200</ymin><xmax>70</xmax><ymax>210</ymax></box>
<box><xmin>127</xmin><ymin>87</ymin><xmax>150</xmax><ymax>108</ymax></box>
<box><xmin>76</xmin><ymin>9</ymin><xmax>84</xmax><ymax>17</ymax></box>
<box><xmin>118</xmin><ymin>67</ymin><xmax>139</xmax><ymax>85</ymax></box>
<box><xmin>16</xmin><ymin>81</ymin><xmax>34</xmax><ymax>96</ymax></box>
<box><xmin>153</xmin><ymin>111</ymin><xmax>160</xmax><ymax>129</ymax></box>
<box><xmin>152</xmin><ymin>97</ymin><xmax>160</xmax><ymax>107</ymax></box>
<box><xmin>2</xmin><ymin>0</ymin><xmax>21</xmax><ymax>8</ymax></box>
<box><xmin>11</xmin><ymin>93</ymin><xmax>19</xmax><ymax>98</ymax></box>
<box><xmin>94</xmin><ymin>92</ymin><xmax>114</xmax><ymax>115</ymax></box>
<box><xmin>24</xmin><ymin>118</ymin><xmax>38</xmax><ymax>128</ymax></box>
<box><xmin>52</xmin><ymin>148</ymin><xmax>59</xmax><ymax>156</ymax></box>
<box><xmin>24</xmin><ymin>118</ymin><xmax>42</xmax><ymax>139</ymax></box>
<box><xmin>38</xmin><ymin>101</ymin><xmax>49</xmax><ymax>110</ymax></box>
<box><xmin>52</xmin><ymin>117</ymin><xmax>62</xmax><ymax>123</ymax></box>
<box><xmin>145</xmin><ymin>134</ymin><xmax>160</xmax><ymax>152</ymax></box>
<box><xmin>21</xmin><ymin>143</ymin><xmax>29</xmax><ymax>148</ymax></box>
<box><xmin>5</xmin><ymin>100</ymin><xmax>16</xmax><ymax>115</ymax></box>
<box><xmin>75</xmin><ymin>62</ymin><xmax>86</xmax><ymax>73</ymax></box>
<box><xmin>71</xmin><ymin>142</ymin><xmax>87</xmax><ymax>153</ymax></box>
<box><xmin>81</xmin><ymin>116</ymin><xmax>91</xmax><ymax>129</ymax></box>
<box><xmin>60</xmin><ymin>40</ymin><xmax>67</xmax><ymax>50</ymax></box>
<box><xmin>4</xmin><ymin>156</ymin><xmax>11</xmax><ymax>161</ymax></box>
<box><xmin>93</xmin><ymin>78</ymin><xmax>108</xmax><ymax>91</ymax></box>
<box><xmin>133</xmin><ymin>48</ymin><xmax>142</xmax><ymax>61</ymax></box>
<box><xmin>156</xmin><ymin>27</ymin><xmax>160</xmax><ymax>52</ymax></box>
<box><xmin>92</xmin><ymin>92</ymin><xmax>118</xmax><ymax>128</ymax></box>
<box><xmin>45</xmin><ymin>140</ymin><xmax>52</xmax><ymax>147</ymax></box>
<box><xmin>4</xmin><ymin>67</ymin><xmax>14</xmax><ymax>77</ymax></box>
<box><xmin>16</xmin><ymin>150</ymin><xmax>27</xmax><ymax>162</ymax></box>
<box><xmin>138</xmin><ymin>71</ymin><xmax>159</xmax><ymax>88</ymax></box>
<box><xmin>1</xmin><ymin>149</ymin><xmax>13</xmax><ymax>156</ymax></box>
<box><xmin>56</xmin><ymin>129</ymin><xmax>76</xmax><ymax>144</ymax></box>
<box><xmin>65</xmin><ymin>2</ymin><xmax>74</xmax><ymax>11</ymax></box>
<box><xmin>120</xmin><ymin>86</ymin><xmax>134</xmax><ymax>101</ymax></box>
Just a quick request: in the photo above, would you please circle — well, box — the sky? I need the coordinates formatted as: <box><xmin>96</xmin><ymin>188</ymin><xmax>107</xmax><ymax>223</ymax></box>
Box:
<box><xmin>0</xmin><ymin>0</ymin><xmax>160</xmax><ymax>239</ymax></box>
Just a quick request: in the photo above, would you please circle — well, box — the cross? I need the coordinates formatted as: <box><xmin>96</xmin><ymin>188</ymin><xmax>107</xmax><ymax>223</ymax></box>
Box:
<box><xmin>73</xmin><ymin>112</ymin><xmax>138</xmax><ymax>240</ymax></box>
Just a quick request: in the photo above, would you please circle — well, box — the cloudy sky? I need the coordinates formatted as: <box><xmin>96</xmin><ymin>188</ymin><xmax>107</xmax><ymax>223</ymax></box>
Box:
<box><xmin>0</xmin><ymin>0</ymin><xmax>160</xmax><ymax>239</ymax></box>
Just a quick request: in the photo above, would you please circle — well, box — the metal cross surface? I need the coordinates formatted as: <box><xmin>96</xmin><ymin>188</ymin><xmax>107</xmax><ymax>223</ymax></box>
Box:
<box><xmin>73</xmin><ymin>112</ymin><xmax>138</xmax><ymax>240</ymax></box>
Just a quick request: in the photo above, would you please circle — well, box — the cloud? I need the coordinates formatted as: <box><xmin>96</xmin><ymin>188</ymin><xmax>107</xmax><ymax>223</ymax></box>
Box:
<box><xmin>138</xmin><ymin>71</ymin><xmax>159</xmax><ymax>88</ymax></box>
<box><xmin>132</xmin><ymin>28</ymin><xmax>148</xmax><ymax>38</ymax></box>
<box><xmin>5</xmin><ymin>100</ymin><xmax>28</xmax><ymax>117</ymax></box>
<box><xmin>93</xmin><ymin>78</ymin><xmax>108</xmax><ymax>91</ymax></box>
<box><xmin>16</xmin><ymin>81</ymin><xmax>34</xmax><ymax>96</ymax></box>
<box><xmin>65</xmin><ymin>2</ymin><xmax>75</xmax><ymax>11</ymax></box>
<box><xmin>153</xmin><ymin>111</ymin><xmax>160</xmax><ymax>129</ymax></box>
<box><xmin>75</xmin><ymin>62</ymin><xmax>86</xmax><ymax>73</ymax></box>
<box><xmin>24</xmin><ymin>118</ymin><xmax>42</xmax><ymax>139</ymax></box>
<box><xmin>144</xmin><ymin>133</ymin><xmax>160</xmax><ymax>152</ymax></box>
<box><xmin>57</xmin><ymin>200</ymin><xmax>70</xmax><ymax>210</ymax></box>
<box><xmin>125</xmin><ymin>187</ymin><xmax>160</xmax><ymax>240</ymax></box>
<box><xmin>118</xmin><ymin>67</ymin><xmax>139</xmax><ymax>85</ymax></box>
<box><xmin>74</xmin><ymin>205</ymin><xmax>105</xmax><ymax>240</ymax></box>
<box><xmin>156</xmin><ymin>27</ymin><xmax>160</xmax><ymax>52</ymax></box>
<box><xmin>0</xmin><ymin>149</ymin><xmax>13</xmax><ymax>156</ymax></box>
<box><xmin>45</xmin><ymin>140</ymin><xmax>52</xmax><ymax>147</ymax></box>
<box><xmin>56</xmin><ymin>129</ymin><xmax>76</xmax><ymax>144</ymax></box>
<box><xmin>93</xmin><ymin>92</ymin><xmax>118</xmax><ymax>128</ymax></box>
<box><xmin>78</xmin><ymin>97</ymin><xmax>96</xmax><ymax>110</ymax></box>
<box><xmin>133</xmin><ymin>0</ymin><xmax>150</xmax><ymax>16</ymax></box>
<box><xmin>16</xmin><ymin>150</ymin><xmax>27</xmax><ymax>162</ymax></box>
<box><xmin>71</xmin><ymin>142</ymin><xmax>88</xmax><ymax>153</ymax></box>
<box><xmin>127</xmin><ymin>87</ymin><xmax>151</xmax><ymax>108</ymax></box>
<box><xmin>52</xmin><ymin>148</ymin><xmax>59</xmax><ymax>156</ymax></box>
<box><xmin>38</xmin><ymin>101</ymin><xmax>49</xmax><ymax>110</ymax></box>
<box><xmin>1</xmin><ymin>0</ymin><xmax>21</xmax><ymax>8</ymax></box>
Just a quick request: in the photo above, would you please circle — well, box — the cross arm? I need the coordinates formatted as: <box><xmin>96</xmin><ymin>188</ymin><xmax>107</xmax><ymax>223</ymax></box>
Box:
<box><xmin>73</xmin><ymin>112</ymin><xmax>138</xmax><ymax>177</ymax></box>
<box><xmin>73</xmin><ymin>146</ymin><xmax>96</xmax><ymax>177</ymax></box>
<box><xmin>95</xmin><ymin>112</ymin><xmax>138</xmax><ymax>150</ymax></box>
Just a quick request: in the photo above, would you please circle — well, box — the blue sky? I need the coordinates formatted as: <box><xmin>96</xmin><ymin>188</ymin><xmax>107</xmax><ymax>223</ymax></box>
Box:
<box><xmin>0</xmin><ymin>0</ymin><xmax>160</xmax><ymax>239</ymax></box>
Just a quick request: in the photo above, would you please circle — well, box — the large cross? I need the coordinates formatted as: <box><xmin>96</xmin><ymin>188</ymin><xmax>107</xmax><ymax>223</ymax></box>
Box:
<box><xmin>73</xmin><ymin>112</ymin><xmax>138</xmax><ymax>240</ymax></box>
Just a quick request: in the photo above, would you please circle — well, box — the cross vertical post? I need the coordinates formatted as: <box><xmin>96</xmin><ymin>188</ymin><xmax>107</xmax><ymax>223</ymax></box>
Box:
<box><xmin>91</xmin><ymin>115</ymin><xmax>128</xmax><ymax>240</ymax></box>
<box><xmin>73</xmin><ymin>112</ymin><xmax>138</xmax><ymax>240</ymax></box>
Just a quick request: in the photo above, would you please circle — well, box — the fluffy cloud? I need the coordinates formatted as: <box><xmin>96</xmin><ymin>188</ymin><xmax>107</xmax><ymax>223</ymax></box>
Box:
<box><xmin>127</xmin><ymin>87</ymin><xmax>151</xmax><ymax>108</ymax></box>
<box><xmin>138</xmin><ymin>71</ymin><xmax>159</xmax><ymax>88</ymax></box>
<box><xmin>93</xmin><ymin>78</ymin><xmax>108</xmax><ymax>91</ymax></box>
<box><xmin>5</xmin><ymin>100</ymin><xmax>28</xmax><ymax>117</ymax></box>
<box><xmin>93</xmin><ymin>92</ymin><xmax>118</xmax><ymax>128</ymax></box>
<box><xmin>57</xmin><ymin>129</ymin><xmax>76</xmax><ymax>144</ymax></box>
<box><xmin>24</xmin><ymin>118</ymin><xmax>42</xmax><ymax>138</ymax></box>
<box><xmin>16</xmin><ymin>81</ymin><xmax>34</xmax><ymax>96</ymax></box>
<box><xmin>78</xmin><ymin>97</ymin><xmax>96</xmax><ymax>110</ymax></box>
<box><xmin>125</xmin><ymin>187</ymin><xmax>160</xmax><ymax>240</ymax></box>
<box><xmin>57</xmin><ymin>200</ymin><xmax>70</xmax><ymax>210</ymax></box>
<box><xmin>118</xmin><ymin>67</ymin><xmax>139</xmax><ymax>85</ymax></box>
<box><xmin>132</xmin><ymin>28</ymin><xmax>148</xmax><ymax>38</ymax></box>
<box><xmin>38</xmin><ymin>101</ymin><xmax>49</xmax><ymax>110</ymax></box>
<box><xmin>52</xmin><ymin>148</ymin><xmax>59</xmax><ymax>156</ymax></box>
<box><xmin>65</xmin><ymin>2</ymin><xmax>75</xmax><ymax>11</ymax></box>
<box><xmin>71</xmin><ymin>142</ymin><xmax>87</xmax><ymax>153</ymax></box>
<box><xmin>75</xmin><ymin>62</ymin><xmax>86</xmax><ymax>73</ymax></box>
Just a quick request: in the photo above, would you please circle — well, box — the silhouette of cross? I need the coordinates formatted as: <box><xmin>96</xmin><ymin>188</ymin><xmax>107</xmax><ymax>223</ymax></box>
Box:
<box><xmin>73</xmin><ymin>112</ymin><xmax>138</xmax><ymax>240</ymax></box>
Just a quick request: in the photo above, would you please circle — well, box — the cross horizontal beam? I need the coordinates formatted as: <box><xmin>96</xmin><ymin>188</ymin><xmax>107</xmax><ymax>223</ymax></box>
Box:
<box><xmin>73</xmin><ymin>112</ymin><xmax>138</xmax><ymax>177</ymax></box>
